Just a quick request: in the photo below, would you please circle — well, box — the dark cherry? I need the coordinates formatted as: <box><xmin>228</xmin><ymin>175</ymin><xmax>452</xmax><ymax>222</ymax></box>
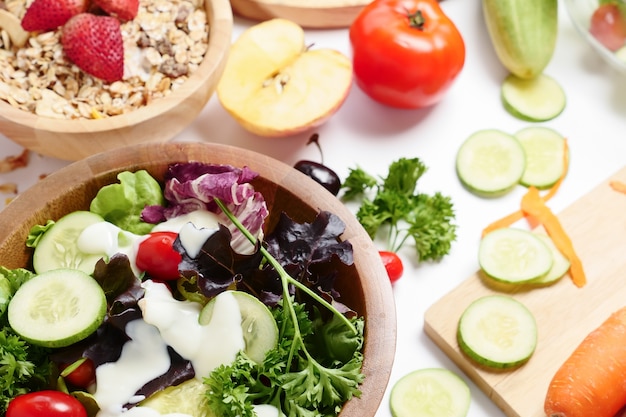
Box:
<box><xmin>293</xmin><ymin>133</ymin><xmax>342</xmax><ymax>196</ymax></box>
<box><xmin>294</xmin><ymin>160</ymin><xmax>341</xmax><ymax>196</ymax></box>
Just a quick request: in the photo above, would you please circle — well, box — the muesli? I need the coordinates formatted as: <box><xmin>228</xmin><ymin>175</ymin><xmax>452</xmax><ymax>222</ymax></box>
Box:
<box><xmin>0</xmin><ymin>0</ymin><xmax>209</xmax><ymax>119</ymax></box>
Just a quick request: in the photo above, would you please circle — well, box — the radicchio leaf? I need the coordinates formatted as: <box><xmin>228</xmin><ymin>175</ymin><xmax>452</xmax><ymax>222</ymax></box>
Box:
<box><xmin>141</xmin><ymin>162</ymin><xmax>269</xmax><ymax>255</ymax></box>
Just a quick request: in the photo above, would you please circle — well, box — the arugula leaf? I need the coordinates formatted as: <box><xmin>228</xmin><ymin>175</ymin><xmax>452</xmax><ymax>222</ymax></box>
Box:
<box><xmin>342</xmin><ymin>157</ymin><xmax>457</xmax><ymax>262</ymax></box>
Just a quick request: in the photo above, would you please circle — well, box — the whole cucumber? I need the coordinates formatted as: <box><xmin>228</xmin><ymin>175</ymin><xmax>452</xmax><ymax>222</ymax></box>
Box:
<box><xmin>482</xmin><ymin>0</ymin><xmax>558</xmax><ymax>79</ymax></box>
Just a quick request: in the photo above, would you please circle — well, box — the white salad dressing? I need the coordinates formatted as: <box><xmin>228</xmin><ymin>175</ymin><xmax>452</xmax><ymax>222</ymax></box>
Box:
<box><xmin>78</xmin><ymin>222</ymin><xmax>141</xmax><ymax>262</ymax></box>
<box><xmin>151</xmin><ymin>210</ymin><xmax>220</xmax><ymax>234</ymax></box>
<box><xmin>139</xmin><ymin>280</ymin><xmax>245</xmax><ymax>380</ymax></box>
<box><xmin>177</xmin><ymin>222</ymin><xmax>217</xmax><ymax>259</ymax></box>
<box><xmin>94</xmin><ymin>320</ymin><xmax>172</xmax><ymax>417</ymax></box>
<box><xmin>79</xmin><ymin>209</ymin><xmax>278</xmax><ymax>417</ymax></box>
<box><xmin>252</xmin><ymin>404</ymin><xmax>281</xmax><ymax>417</ymax></box>
<box><xmin>77</xmin><ymin>209</ymin><xmax>220</xmax><ymax>275</ymax></box>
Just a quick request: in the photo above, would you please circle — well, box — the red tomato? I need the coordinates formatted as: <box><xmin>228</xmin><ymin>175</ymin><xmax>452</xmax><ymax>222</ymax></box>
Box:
<box><xmin>349</xmin><ymin>0</ymin><xmax>465</xmax><ymax>109</ymax></box>
<box><xmin>7</xmin><ymin>391</ymin><xmax>87</xmax><ymax>417</ymax></box>
<box><xmin>136</xmin><ymin>231</ymin><xmax>182</xmax><ymax>281</ymax></box>
<box><xmin>61</xmin><ymin>358</ymin><xmax>96</xmax><ymax>388</ymax></box>
<box><xmin>379</xmin><ymin>251</ymin><xmax>404</xmax><ymax>283</ymax></box>
<box><xmin>590</xmin><ymin>3</ymin><xmax>626</xmax><ymax>52</ymax></box>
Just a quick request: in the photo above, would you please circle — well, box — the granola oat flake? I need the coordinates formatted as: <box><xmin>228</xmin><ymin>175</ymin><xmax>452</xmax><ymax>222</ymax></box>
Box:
<box><xmin>0</xmin><ymin>0</ymin><xmax>210</xmax><ymax>119</ymax></box>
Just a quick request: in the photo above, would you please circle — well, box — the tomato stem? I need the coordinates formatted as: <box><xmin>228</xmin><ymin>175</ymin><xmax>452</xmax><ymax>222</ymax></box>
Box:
<box><xmin>407</xmin><ymin>9</ymin><xmax>426</xmax><ymax>29</ymax></box>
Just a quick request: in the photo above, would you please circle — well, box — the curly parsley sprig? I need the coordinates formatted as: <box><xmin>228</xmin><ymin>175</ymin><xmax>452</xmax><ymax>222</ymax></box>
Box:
<box><xmin>209</xmin><ymin>199</ymin><xmax>364</xmax><ymax>417</ymax></box>
<box><xmin>342</xmin><ymin>157</ymin><xmax>457</xmax><ymax>262</ymax></box>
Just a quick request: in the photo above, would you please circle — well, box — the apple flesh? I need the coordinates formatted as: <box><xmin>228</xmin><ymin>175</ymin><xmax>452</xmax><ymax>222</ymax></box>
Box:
<box><xmin>216</xmin><ymin>18</ymin><xmax>353</xmax><ymax>137</ymax></box>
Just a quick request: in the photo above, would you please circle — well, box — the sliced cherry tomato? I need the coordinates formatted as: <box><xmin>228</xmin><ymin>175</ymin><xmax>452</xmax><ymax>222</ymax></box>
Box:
<box><xmin>60</xmin><ymin>358</ymin><xmax>96</xmax><ymax>388</ymax></box>
<box><xmin>136</xmin><ymin>231</ymin><xmax>182</xmax><ymax>281</ymax></box>
<box><xmin>7</xmin><ymin>391</ymin><xmax>87</xmax><ymax>417</ymax></box>
<box><xmin>379</xmin><ymin>251</ymin><xmax>404</xmax><ymax>284</ymax></box>
<box><xmin>590</xmin><ymin>3</ymin><xmax>626</xmax><ymax>52</ymax></box>
<box><xmin>349</xmin><ymin>0</ymin><xmax>465</xmax><ymax>109</ymax></box>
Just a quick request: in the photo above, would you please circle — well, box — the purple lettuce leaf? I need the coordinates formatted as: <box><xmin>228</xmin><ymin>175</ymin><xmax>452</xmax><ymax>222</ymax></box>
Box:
<box><xmin>141</xmin><ymin>162</ymin><xmax>268</xmax><ymax>255</ymax></box>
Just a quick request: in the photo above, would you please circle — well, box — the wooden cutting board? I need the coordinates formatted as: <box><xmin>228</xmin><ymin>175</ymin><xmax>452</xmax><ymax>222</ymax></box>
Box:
<box><xmin>229</xmin><ymin>0</ymin><xmax>372</xmax><ymax>28</ymax></box>
<box><xmin>424</xmin><ymin>165</ymin><xmax>626</xmax><ymax>417</ymax></box>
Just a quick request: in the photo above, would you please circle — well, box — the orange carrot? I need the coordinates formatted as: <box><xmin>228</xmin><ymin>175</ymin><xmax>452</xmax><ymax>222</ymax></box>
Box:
<box><xmin>545</xmin><ymin>306</ymin><xmax>626</xmax><ymax>417</ymax></box>
<box><xmin>481</xmin><ymin>139</ymin><xmax>569</xmax><ymax>238</ymax></box>
<box><xmin>520</xmin><ymin>186</ymin><xmax>585</xmax><ymax>287</ymax></box>
<box><xmin>610</xmin><ymin>180</ymin><xmax>626</xmax><ymax>194</ymax></box>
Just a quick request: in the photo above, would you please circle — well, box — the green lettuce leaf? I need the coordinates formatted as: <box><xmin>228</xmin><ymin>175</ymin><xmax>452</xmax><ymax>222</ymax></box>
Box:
<box><xmin>90</xmin><ymin>170</ymin><xmax>164</xmax><ymax>235</ymax></box>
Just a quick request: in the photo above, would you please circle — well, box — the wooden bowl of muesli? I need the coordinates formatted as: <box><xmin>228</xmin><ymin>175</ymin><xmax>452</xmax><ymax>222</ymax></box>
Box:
<box><xmin>0</xmin><ymin>141</ymin><xmax>396</xmax><ymax>417</ymax></box>
<box><xmin>0</xmin><ymin>0</ymin><xmax>232</xmax><ymax>161</ymax></box>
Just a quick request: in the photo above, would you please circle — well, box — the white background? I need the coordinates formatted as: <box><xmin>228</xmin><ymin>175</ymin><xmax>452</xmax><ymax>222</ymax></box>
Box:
<box><xmin>1</xmin><ymin>0</ymin><xmax>626</xmax><ymax>416</ymax></box>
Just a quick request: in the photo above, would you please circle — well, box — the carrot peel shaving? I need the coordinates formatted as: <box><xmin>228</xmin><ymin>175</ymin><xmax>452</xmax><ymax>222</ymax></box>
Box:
<box><xmin>610</xmin><ymin>180</ymin><xmax>626</xmax><ymax>194</ymax></box>
<box><xmin>481</xmin><ymin>139</ymin><xmax>569</xmax><ymax>238</ymax></box>
<box><xmin>520</xmin><ymin>186</ymin><xmax>586</xmax><ymax>288</ymax></box>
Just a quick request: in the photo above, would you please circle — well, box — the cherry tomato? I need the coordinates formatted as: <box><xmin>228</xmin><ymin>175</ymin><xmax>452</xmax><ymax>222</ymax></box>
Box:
<box><xmin>379</xmin><ymin>251</ymin><xmax>404</xmax><ymax>283</ymax></box>
<box><xmin>7</xmin><ymin>391</ymin><xmax>87</xmax><ymax>417</ymax></box>
<box><xmin>349</xmin><ymin>0</ymin><xmax>465</xmax><ymax>109</ymax></box>
<box><xmin>60</xmin><ymin>358</ymin><xmax>96</xmax><ymax>388</ymax></box>
<box><xmin>136</xmin><ymin>231</ymin><xmax>182</xmax><ymax>281</ymax></box>
<box><xmin>590</xmin><ymin>3</ymin><xmax>626</xmax><ymax>52</ymax></box>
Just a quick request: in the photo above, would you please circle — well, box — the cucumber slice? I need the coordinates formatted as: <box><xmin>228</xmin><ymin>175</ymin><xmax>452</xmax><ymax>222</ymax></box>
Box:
<box><xmin>389</xmin><ymin>368</ymin><xmax>470</xmax><ymax>417</ymax></box>
<box><xmin>515</xmin><ymin>126</ymin><xmax>567</xmax><ymax>189</ymax></box>
<box><xmin>7</xmin><ymin>268</ymin><xmax>106</xmax><ymax>348</ymax></box>
<box><xmin>501</xmin><ymin>73</ymin><xmax>566</xmax><ymax>122</ymax></box>
<box><xmin>456</xmin><ymin>129</ymin><xmax>526</xmax><ymax>197</ymax></box>
<box><xmin>199</xmin><ymin>291</ymin><xmax>278</xmax><ymax>363</ymax></box>
<box><xmin>33</xmin><ymin>211</ymin><xmax>106</xmax><ymax>275</ymax></box>
<box><xmin>529</xmin><ymin>234</ymin><xmax>570</xmax><ymax>286</ymax></box>
<box><xmin>457</xmin><ymin>295</ymin><xmax>537</xmax><ymax>369</ymax></box>
<box><xmin>479</xmin><ymin>227</ymin><xmax>553</xmax><ymax>283</ymax></box>
<box><xmin>139</xmin><ymin>378</ymin><xmax>217</xmax><ymax>417</ymax></box>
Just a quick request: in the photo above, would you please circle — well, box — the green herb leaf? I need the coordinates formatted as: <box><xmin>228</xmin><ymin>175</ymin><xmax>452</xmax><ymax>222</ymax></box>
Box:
<box><xmin>206</xmin><ymin>200</ymin><xmax>365</xmax><ymax>417</ymax></box>
<box><xmin>0</xmin><ymin>328</ymin><xmax>52</xmax><ymax>413</ymax></box>
<box><xmin>26</xmin><ymin>220</ymin><xmax>54</xmax><ymax>248</ymax></box>
<box><xmin>90</xmin><ymin>170</ymin><xmax>164</xmax><ymax>235</ymax></box>
<box><xmin>342</xmin><ymin>157</ymin><xmax>457</xmax><ymax>261</ymax></box>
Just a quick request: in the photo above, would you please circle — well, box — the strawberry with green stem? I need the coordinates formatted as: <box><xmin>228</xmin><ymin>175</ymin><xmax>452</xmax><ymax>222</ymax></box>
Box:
<box><xmin>61</xmin><ymin>13</ymin><xmax>124</xmax><ymax>83</ymax></box>
<box><xmin>21</xmin><ymin>0</ymin><xmax>88</xmax><ymax>31</ymax></box>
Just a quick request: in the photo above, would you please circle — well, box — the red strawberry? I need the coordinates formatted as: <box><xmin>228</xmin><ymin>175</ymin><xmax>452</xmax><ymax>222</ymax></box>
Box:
<box><xmin>21</xmin><ymin>0</ymin><xmax>89</xmax><ymax>32</ymax></box>
<box><xmin>61</xmin><ymin>13</ymin><xmax>124</xmax><ymax>83</ymax></box>
<box><xmin>93</xmin><ymin>0</ymin><xmax>139</xmax><ymax>21</ymax></box>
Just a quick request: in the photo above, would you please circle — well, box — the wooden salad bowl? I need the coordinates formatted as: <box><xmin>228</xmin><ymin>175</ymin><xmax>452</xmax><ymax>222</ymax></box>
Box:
<box><xmin>0</xmin><ymin>142</ymin><xmax>397</xmax><ymax>417</ymax></box>
<box><xmin>0</xmin><ymin>0</ymin><xmax>233</xmax><ymax>162</ymax></box>
<box><xmin>230</xmin><ymin>0</ymin><xmax>373</xmax><ymax>28</ymax></box>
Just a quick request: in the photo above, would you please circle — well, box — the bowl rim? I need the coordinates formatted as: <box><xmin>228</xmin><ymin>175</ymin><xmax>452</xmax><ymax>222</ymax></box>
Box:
<box><xmin>0</xmin><ymin>0</ymin><xmax>233</xmax><ymax>132</ymax></box>
<box><xmin>563</xmin><ymin>0</ymin><xmax>626</xmax><ymax>74</ymax></box>
<box><xmin>0</xmin><ymin>141</ymin><xmax>397</xmax><ymax>416</ymax></box>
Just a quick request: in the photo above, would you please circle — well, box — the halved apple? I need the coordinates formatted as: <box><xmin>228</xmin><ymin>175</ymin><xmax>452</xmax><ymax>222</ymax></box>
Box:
<box><xmin>216</xmin><ymin>18</ymin><xmax>353</xmax><ymax>137</ymax></box>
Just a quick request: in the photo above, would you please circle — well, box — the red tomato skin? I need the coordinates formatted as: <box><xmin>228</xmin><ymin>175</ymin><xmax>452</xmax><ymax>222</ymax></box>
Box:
<box><xmin>590</xmin><ymin>3</ymin><xmax>626</xmax><ymax>52</ymax></box>
<box><xmin>136</xmin><ymin>231</ymin><xmax>182</xmax><ymax>281</ymax></box>
<box><xmin>6</xmin><ymin>391</ymin><xmax>87</xmax><ymax>417</ymax></box>
<box><xmin>350</xmin><ymin>0</ymin><xmax>465</xmax><ymax>109</ymax></box>
<box><xmin>379</xmin><ymin>251</ymin><xmax>404</xmax><ymax>283</ymax></box>
<box><xmin>61</xmin><ymin>358</ymin><xmax>96</xmax><ymax>388</ymax></box>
